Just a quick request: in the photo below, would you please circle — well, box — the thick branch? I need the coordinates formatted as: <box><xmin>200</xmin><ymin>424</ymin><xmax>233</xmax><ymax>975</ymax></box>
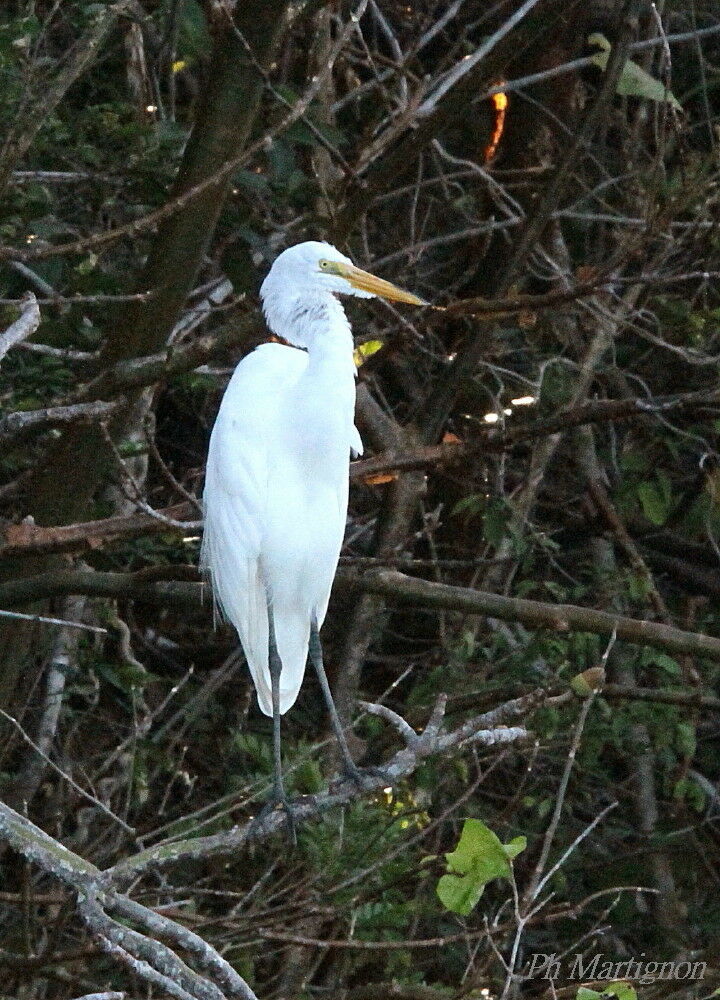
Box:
<box><xmin>3</xmin><ymin>567</ymin><xmax>720</xmax><ymax>663</ymax></box>
<box><xmin>0</xmin><ymin>503</ymin><xmax>195</xmax><ymax>559</ymax></box>
<box><xmin>0</xmin><ymin>805</ymin><xmax>258</xmax><ymax>999</ymax></box>
<box><xmin>0</xmin><ymin>797</ymin><xmax>102</xmax><ymax>890</ymax></box>
<box><xmin>68</xmin><ymin>317</ymin><xmax>255</xmax><ymax>405</ymax></box>
<box><xmin>356</xmin><ymin>569</ymin><xmax>720</xmax><ymax>662</ymax></box>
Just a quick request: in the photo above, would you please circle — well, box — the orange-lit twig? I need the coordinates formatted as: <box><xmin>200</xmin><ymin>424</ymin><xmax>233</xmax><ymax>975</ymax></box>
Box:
<box><xmin>484</xmin><ymin>87</ymin><xmax>508</xmax><ymax>162</ymax></box>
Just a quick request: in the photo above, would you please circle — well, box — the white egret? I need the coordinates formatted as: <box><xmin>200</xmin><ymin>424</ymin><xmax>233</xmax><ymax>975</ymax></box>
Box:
<box><xmin>201</xmin><ymin>241</ymin><xmax>426</xmax><ymax>822</ymax></box>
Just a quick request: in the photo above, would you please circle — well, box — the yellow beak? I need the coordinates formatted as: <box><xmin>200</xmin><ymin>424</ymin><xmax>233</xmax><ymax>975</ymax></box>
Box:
<box><xmin>326</xmin><ymin>261</ymin><xmax>428</xmax><ymax>306</ymax></box>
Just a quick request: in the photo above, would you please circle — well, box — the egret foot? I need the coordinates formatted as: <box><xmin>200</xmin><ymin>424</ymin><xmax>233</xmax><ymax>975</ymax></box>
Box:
<box><xmin>250</xmin><ymin>785</ymin><xmax>298</xmax><ymax>845</ymax></box>
<box><xmin>335</xmin><ymin>760</ymin><xmax>386</xmax><ymax>793</ymax></box>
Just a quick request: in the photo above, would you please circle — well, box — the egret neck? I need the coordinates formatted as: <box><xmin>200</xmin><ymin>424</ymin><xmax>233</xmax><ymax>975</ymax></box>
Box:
<box><xmin>265</xmin><ymin>290</ymin><xmax>356</xmax><ymax>377</ymax></box>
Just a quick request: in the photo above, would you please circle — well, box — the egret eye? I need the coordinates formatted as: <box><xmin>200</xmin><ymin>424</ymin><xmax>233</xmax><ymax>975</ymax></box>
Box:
<box><xmin>318</xmin><ymin>260</ymin><xmax>329</xmax><ymax>270</ymax></box>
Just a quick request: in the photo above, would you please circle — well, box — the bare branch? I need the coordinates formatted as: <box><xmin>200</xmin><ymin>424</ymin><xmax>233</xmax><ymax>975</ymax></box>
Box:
<box><xmin>70</xmin><ymin>994</ymin><xmax>124</xmax><ymax>1000</ymax></box>
<box><xmin>0</xmin><ymin>399</ymin><xmax>123</xmax><ymax>444</ymax></box>
<box><xmin>358</xmin><ymin>701</ymin><xmax>419</xmax><ymax>745</ymax></box>
<box><xmin>355</xmin><ymin>569</ymin><xmax>720</xmax><ymax>662</ymax></box>
<box><xmin>0</xmin><ymin>503</ymin><xmax>196</xmax><ymax>558</ymax></box>
<box><xmin>3</xmin><ymin>566</ymin><xmax>720</xmax><ymax>664</ymax></box>
<box><xmin>0</xmin><ymin>292</ymin><xmax>40</xmax><ymax>363</ymax></box>
<box><xmin>416</xmin><ymin>0</ymin><xmax>544</xmax><ymax>116</ymax></box>
<box><xmin>0</xmin><ymin>709</ymin><xmax>134</xmax><ymax>834</ymax></box>
<box><xmin>77</xmin><ymin>893</ymin><xmax>227</xmax><ymax>1000</ymax></box>
<box><xmin>351</xmin><ymin>389</ymin><xmax>720</xmax><ymax>480</ymax></box>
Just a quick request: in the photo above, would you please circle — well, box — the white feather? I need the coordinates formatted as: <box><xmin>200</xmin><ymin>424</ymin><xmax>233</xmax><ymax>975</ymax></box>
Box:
<box><xmin>201</xmin><ymin>243</ymin><xmax>364</xmax><ymax>716</ymax></box>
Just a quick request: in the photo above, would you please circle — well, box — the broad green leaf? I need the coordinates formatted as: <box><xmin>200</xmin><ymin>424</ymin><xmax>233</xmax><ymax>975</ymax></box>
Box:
<box><xmin>436</xmin><ymin>872</ymin><xmax>483</xmax><ymax>916</ymax></box>
<box><xmin>452</xmin><ymin>494</ymin><xmax>483</xmax><ymax>517</ymax></box>
<box><xmin>576</xmin><ymin>986</ymin><xmax>636</xmax><ymax>1000</ymax></box>
<box><xmin>444</xmin><ymin>819</ymin><xmax>511</xmax><ymax>878</ymax></box>
<box><xmin>436</xmin><ymin>819</ymin><xmax>525</xmax><ymax>916</ymax></box>
<box><xmin>608</xmin><ymin>983</ymin><xmax>637</xmax><ymax>1000</ymax></box>
<box><xmin>588</xmin><ymin>33</ymin><xmax>681</xmax><ymax>110</ymax></box>
<box><xmin>637</xmin><ymin>480</ymin><xmax>669</xmax><ymax>525</ymax></box>
<box><xmin>640</xmin><ymin>649</ymin><xmax>680</xmax><ymax>676</ymax></box>
<box><xmin>483</xmin><ymin>500</ymin><xmax>509</xmax><ymax>546</ymax></box>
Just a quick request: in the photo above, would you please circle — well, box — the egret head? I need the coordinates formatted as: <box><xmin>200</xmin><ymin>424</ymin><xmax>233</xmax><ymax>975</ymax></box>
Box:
<box><xmin>261</xmin><ymin>241</ymin><xmax>427</xmax><ymax>309</ymax></box>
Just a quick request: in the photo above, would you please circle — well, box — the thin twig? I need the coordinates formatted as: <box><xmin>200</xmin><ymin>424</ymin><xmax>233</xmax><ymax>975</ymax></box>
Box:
<box><xmin>0</xmin><ymin>709</ymin><xmax>134</xmax><ymax>834</ymax></box>
<box><xmin>0</xmin><ymin>609</ymin><xmax>107</xmax><ymax>634</ymax></box>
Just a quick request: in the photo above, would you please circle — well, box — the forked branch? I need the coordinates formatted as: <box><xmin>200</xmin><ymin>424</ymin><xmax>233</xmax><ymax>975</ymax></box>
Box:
<box><xmin>0</xmin><ymin>690</ymin><xmax>535</xmax><ymax>997</ymax></box>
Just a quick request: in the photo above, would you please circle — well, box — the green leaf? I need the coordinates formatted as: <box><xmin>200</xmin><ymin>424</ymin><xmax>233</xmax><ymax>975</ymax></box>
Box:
<box><xmin>234</xmin><ymin>168</ymin><xmax>271</xmax><ymax>195</ymax></box>
<box><xmin>641</xmin><ymin>649</ymin><xmax>680</xmax><ymax>676</ymax></box>
<box><xmin>675</xmin><ymin>721</ymin><xmax>697</xmax><ymax>759</ymax></box>
<box><xmin>436</xmin><ymin>819</ymin><xmax>525</xmax><ymax>916</ymax></box>
<box><xmin>607</xmin><ymin>983</ymin><xmax>637</xmax><ymax>1000</ymax></box>
<box><xmin>483</xmin><ymin>499</ymin><xmax>509</xmax><ymax>546</ymax></box>
<box><xmin>353</xmin><ymin>339</ymin><xmax>383</xmax><ymax>367</ymax></box>
<box><xmin>76</xmin><ymin>253</ymin><xmax>98</xmax><ymax>275</ymax></box>
<box><xmin>451</xmin><ymin>494</ymin><xmax>483</xmax><ymax>518</ymax></box>
<box><xmin>503</xmin><ymin>835</ymin><xmax>527</xmax><ymax>861</ymax></box>
<box><xmin>588</xmin><ymin>33</ymin><xmax>682</xmax><ymax>109</ymax></box>
<box><xmin>178</xmin><ymin>0</ymin><xmax>211</xmax><ymax>61</ymax></box>
<box><xmin>576</xmin><ymin>986</ymin><xmax>636</xmax><ymax>1000</ymax></box>
<box><xmin>637</xmin><ymin>480</ymin><xmax>669</xmax><ymax>525</ymax></box>
<box><xmin>570</xmin><ymin>667</ymin><xmax>605</xmax><ymax>697</ymax></box>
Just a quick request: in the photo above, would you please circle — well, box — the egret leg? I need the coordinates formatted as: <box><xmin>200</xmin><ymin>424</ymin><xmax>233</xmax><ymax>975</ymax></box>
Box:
<box><xmin>309</xmin><ymin>614</ymin><xmax>367</xmax><ymax>785</ymax></box>
<box><xmin>267</xmin><ymin>602</ymin><xmax>297</xmax><ymax>845</ymax></box>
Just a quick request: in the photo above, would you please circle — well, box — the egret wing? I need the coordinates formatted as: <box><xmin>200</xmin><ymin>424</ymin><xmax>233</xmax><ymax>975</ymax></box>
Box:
<box><xmin>201</xmin><ymin>345</ymin><xmax>307</xmax><ymax>714</ymax></box>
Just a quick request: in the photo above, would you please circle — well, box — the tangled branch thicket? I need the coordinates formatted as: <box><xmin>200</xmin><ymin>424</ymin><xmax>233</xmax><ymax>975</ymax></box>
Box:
<box><xmin>1</xmin><ymin>1</ymin><xmax>720</xmax><ymax>997</ymax></box>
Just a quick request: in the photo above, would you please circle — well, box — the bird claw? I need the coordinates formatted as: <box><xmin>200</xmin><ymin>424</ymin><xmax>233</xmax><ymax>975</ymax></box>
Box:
<box><xmin>337</xmin><ymin>760</ymin><xmax>385</xmax><ymax>793</ymax></box>
<box><xmin>250</xmin><ymin>791</ymin><xmax>298</xmax><ymax>846</ymax></box>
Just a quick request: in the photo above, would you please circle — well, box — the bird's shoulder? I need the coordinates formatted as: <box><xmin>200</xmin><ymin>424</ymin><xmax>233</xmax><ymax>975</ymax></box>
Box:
<box><xmin>217</xmin><ymin>343</ymin><xmax>306</xmax><ymax>421</ymax></box>
<box><xmin>233</xmin><ymin>342</ymin><xmax>307</xmax><ymax>384</ymax></box>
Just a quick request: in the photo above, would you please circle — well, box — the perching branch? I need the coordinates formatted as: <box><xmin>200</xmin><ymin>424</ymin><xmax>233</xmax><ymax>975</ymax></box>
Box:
<box><xmin>0</xmin><ymin>691</ymin><xmax>535</xmax><ymax>996</ymax></box>
<box><xmin>108</xmin><ymin>690</ymin><xmax>534</xmax><ymax>883</ymax></box>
